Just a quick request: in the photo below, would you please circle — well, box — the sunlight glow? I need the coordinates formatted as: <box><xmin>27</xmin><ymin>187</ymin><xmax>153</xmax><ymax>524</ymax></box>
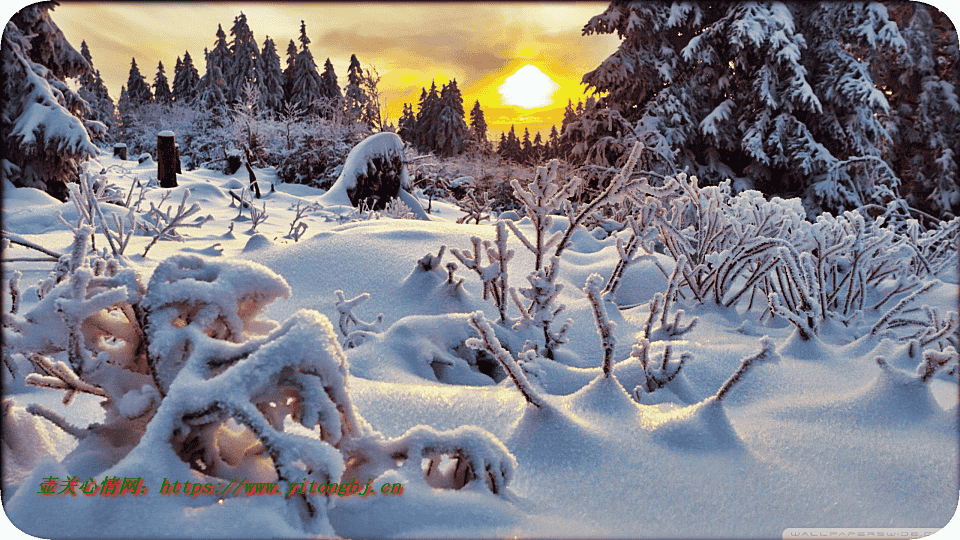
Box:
<box><xmin>497</xmin><ymin>65</ymin><xmax>560</xmax><ymax>108</ymax></box>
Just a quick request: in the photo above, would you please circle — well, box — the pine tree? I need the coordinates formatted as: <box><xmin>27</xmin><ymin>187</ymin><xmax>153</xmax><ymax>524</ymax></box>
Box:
<box><xmin>548</xmin><ymin>124</ymin><xmax>560</xmax><ymax>159</ymax></box>
<box><xmin>227</xmin><ymin>12</ymin><xmax>262</xmax><ymax>104</ymax></box>
<box><xmin>171</xmin><ymin>50</ymin><xmax>200</xmax><ymax>103</ymax></box>
<box><xmin>533</xmin><ymin>131</ymin><xmax>544</xmax><ymax>163</ymax></box>
<box><xmin>500</xmin><ymin>125</ymin><xmax>521</xmax><ymax>162</ymax></box>
<box><xmin>398</xmin><ymin>102</ymin><xmax>417</xmax><ymax>144</ymax></box>
<box><xmin>292</xmin><ymin>21</ymin><xmax>324</xmax><ymax>115</ymax></box>
<box><xmin>884</xmin><ymin>3</ymin><xmax>960</xmax><ymax>217</ymax></box>
<box><xmin>469</xmin><ymin>100</ymin><xmax>488</xmax><ymax>152</ymax></box>
<box><xmin>2</xmin><ymin>2</ymin><xmax>100</xmax><ymax>200</ymax></box>
<box><xmin>361</xmin><ymin>65</ymin><xmax>384</xmax><ymax>130</ymax></box>
<box><xmin>318</xmin><ymin>58</ymin><xmax>342</xmax><ymax>109</ymax></box>
<box><xmin>196</xmin><ymin>25</ymin><xmax>230</xmax><ymax>110</ymax></box>
<box><xmin>521</xmin><ymin>127</ymin><xmax>533</xmax><ymax>164</ymax></box>
<box><xmin>125</xmin><ymin>57</ymin><xmax>152</xmax><ymax>106</ymax></box>
<box><xmin>283</xmin><ymin>39</ymin><xmax>297</xmax><ymax>104</ymax></box>
<box><xmin>498</xmin><ymin>132</ymin><xmax>508</xmax><ymax>158</ymax></box>
<box><xmin>259</xmin><ymin>37</ymin><xmax>285</xmax><ymax>113</ymax></box>
<box><xmin>558</xmin><ymin>99</ymin><xmax>578</xmax><ymax>158</ymax></box>
<box><xmin>153</xmin><ymin>61</ymin><xmax>172</xmax><ymax>104</ymax></box>
<box><xmin>435</xmin><ymin>79</ymin><xmax>469</xmax><ymax>156</ymax></box>
<box><xmin>77</xmin><ymin>41</ymin><xmax>117</xmax><ymax>136</ymax></box>
<box><xmin>344</xmin><ymin>53</ymin><xmax>368</xmax><ymax>123</ymax></box>
<box><xmin>415</xmin><ymin>82</ymin><xmax>441</xmax><ymax>152</ymax></box>
<box><xmin>578</xmin><ymin>1</ymin><xmax>917</xmax><ymax>215</ymax></box>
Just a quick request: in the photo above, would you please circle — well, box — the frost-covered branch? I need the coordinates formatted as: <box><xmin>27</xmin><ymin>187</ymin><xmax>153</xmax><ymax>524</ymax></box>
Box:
<box><xmin>451</xmin><ymin>223</ymin><xmax>513</xmax><ymax>324</ymax></box>
<box><xmin>26</xmin><ymin>403</ymin><xmax>89</xmax><ymax>439</ymax></box>
<box><xmin>2</xmin><ymin>231</ymin><xmax>63</xmax><ymax>259</ymax></box>
<box><xmin>466</xmin><ymin>313</ymin><xmax>543</xmax><ymax>408</ymax></box>
<box><xmin>249</xmin><ymin>201</ymin><xmax>268</xmax><ymax>232</ymax></box>
<box><xmin>916</xmin><ymin>347</ymin><xmax>958</xmax><ymax>383</ymax></box>
<box><xmin>285</xmin><ymin>200</ymin><xmax>310</xmax><ymax>241</ymax></box>
<box><xmin>555</xmin><ymin>142</ymin><xmax>644</xmax><ymax>260</ymax></box>
<box><xmin>141</xmin><ymin>189</ymin><xmax>206</xmax><ymax>257</ymax></box>
<box><xmin>870</xmin><ymin>281</ymin><xmax>936</xmax><ymax>338</ymax></box>
<box><xmin>714</xmin><ymin>338</ymin><xmax>775</xmax><ymax>402</ymax></box>
<box><xmin>508</xmin><ymin>159</ymin><xmax>579</xmax><ymax>271</ymax></box>
<box><xmin>333</xmin><ymin>290</ymin><xmax>383</xmax><ymax>347</ymax></box>
<box><xmin>583</xmin><ymin>274</ymin><xmax>616</xmax><ymax>378</ymax></box>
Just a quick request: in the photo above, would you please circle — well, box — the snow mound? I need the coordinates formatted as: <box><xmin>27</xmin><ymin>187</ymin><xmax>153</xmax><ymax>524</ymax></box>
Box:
<box><xmin>242</xmin><ymin>233</ymin><xmax>274</xmax><ymax>252</ymax></box>
<box><xmin>318</xmin><ymin>132</ymin><xmax>427</xmax><ymax>219</ymax></box>
<box><xmin>642</xmin><ymin>398</ymin><xmax>744</xmax><ymax>451</ymax></box>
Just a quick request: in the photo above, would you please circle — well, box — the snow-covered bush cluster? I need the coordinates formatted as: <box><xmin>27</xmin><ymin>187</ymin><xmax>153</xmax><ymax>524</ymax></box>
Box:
<box><xmin>3</xmin><ymin>203</ymin><xmax>516</xmax><ymax>536</ymax></box>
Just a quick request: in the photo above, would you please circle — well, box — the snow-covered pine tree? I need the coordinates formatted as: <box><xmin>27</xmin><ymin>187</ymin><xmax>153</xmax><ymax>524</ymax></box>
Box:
<box><xmin>125</xmin><ymin>57</ymin><xmax>152</xmax><ymax>106</ymax></box>
<box><xmin>799</xmin><ymin>2</ymin><xmax>907</xmax><ymax>213</ymax></box>
<box><xmin>1</xmin><ymin>2</ymin><xmax>102</xmax><ymax>200</ymax></box>
<box><xmin>344</xmin><ymin>54</ymin><xmax>368</xmax><ymax>123</ymax></box>
<box><xmin>227</xmin><ymin>12</ymin><xmax>263</xmax><ymax>105</ymax></box>
<box><xmin>259</xmin><ymin>36</ymin><xmax>285</xmax><ymax>113</ymax></box>
<box><xmin>578</xmin><ymin>1</ymin><xmax>924</xmax><ymax>216</ymax></box>
<box><xmin>152</xmin><ymin>61</ymin><xmax>171</xmax><ymax>104</ymax></box>
<box><xmin>318</xmin><ymin>57</ymin><xmax>342</xmax><ymax>117</ymax></box>
<box><xmin>533</xmin><ymin>131</ymin><xmax>544</xmax><ymax>163</ymax></box>
<box><xmin>885</xmin><ymin>3</ymin><xmax>960</xmax><ymax>218</ymax></box>
<box><xmin>77</xmin><ymin>41</ymin><xmax>117</xmax><ymax>137</ymax></box>
<box><xmin>171</xmin><ymin>50</ymin><xmax>200</xmax><ymax>104</ymax></box>
<box><xmin>434</xmin><ymin>79</ymin><xmax>469</xmax><ymax>157</ymax></box>
<box><xmin>291</xmin><ymin>21</ymin><xmax>324</xmax><ymax>115</ymax></box>
<box><xmin>469</xmin><ymin>100</ymin><xmax>488</xmax><ymax>153</ymax></box>
<box><xmin>361</xmin><ymin>65</ymin><xmax>384</xmax><ymax>130</ymax></box>
<box><xmin>196</xmin><ymin>25</ymin><xmax>230</xmax><ymax>110</ymax></box>
<box><xmin>283</xmin><ymin>39</ymin><xmax>297</xmax><ymax>105</ymax></box>
<box><xmin>414</xmin><ymin>81</ymin><xmax>441</xmax><ymax>152</ymax></box>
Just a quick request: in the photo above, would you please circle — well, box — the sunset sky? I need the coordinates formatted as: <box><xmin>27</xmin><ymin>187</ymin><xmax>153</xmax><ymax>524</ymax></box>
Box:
<box><xmin>51</xmin><ymin>2</ymin><xmax>622</xmax><ymax>139</ymax></box>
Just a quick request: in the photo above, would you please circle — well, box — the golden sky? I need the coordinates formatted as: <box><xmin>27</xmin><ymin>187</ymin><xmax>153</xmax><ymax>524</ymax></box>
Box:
<box><xmin>51</xmin><ymin>2</ymin><xmax>621</xmax><ymax>139</ymax></box>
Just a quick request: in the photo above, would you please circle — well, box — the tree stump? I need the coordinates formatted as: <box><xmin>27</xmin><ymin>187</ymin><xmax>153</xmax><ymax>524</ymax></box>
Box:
<box><xmin>225</xmin><ymin>151</ymin><xmax>242</xmax><ymax>175</ymax></box>
<box><xmin>174</xmin><ymin>143</ymin><xmax>182</xmax><ymax>174</ymax></box>
<box><xmin>157</xmin><ymin>131</ymin><xmax>178</xmax><ymax>188</ymax></box>
<box><xmin>113</xmin><ymin>143</ymin><xmax>127</xmax><ymax>160</ymax></box>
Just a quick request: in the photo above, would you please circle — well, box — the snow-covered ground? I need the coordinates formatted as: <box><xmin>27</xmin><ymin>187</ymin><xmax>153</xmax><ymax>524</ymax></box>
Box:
<box><xmin>2</xmin><ymin>147</ymin><xmax>958</xmax><ymax>539</ymax></box>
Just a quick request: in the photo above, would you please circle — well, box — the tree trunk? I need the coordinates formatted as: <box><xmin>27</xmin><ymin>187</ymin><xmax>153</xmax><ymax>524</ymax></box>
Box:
<box><xmin>113</xmin><ymin>143</ymin><xmax>127</xmax><ymax>160</ymax></box>
<box><xmin>157</xmin><ymin>131</ymin><xmax>178</xmax><ymax>188</ymax></box>
<box><xmin>174</xmin><ymin>143</ymin><xmax>182</xmax><ymax>173</ymax></box>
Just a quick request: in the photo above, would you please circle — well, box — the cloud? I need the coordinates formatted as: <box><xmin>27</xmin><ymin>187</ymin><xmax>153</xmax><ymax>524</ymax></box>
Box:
<box><xmin>318</xmin><ymin>27</ymin><xmax>512</xmax><ymax>83</ymax></box>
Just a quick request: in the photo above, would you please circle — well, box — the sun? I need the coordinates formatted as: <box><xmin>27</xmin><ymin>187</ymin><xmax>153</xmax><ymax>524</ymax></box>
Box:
<box><xmin>498</xmin><ymin>64</ymin><xmax>560</xmax><ymax>109</ymax></box>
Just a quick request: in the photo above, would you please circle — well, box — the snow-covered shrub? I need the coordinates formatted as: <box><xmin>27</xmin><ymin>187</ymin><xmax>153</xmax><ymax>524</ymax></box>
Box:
<box><xmin>583</xmin><ymin>274</ymin><xmax>617</xmax><ymax>378</ymax></box>
<box><xmin>2</xmin><ymin>225</ymin><xmax>153</xmax><ymax>461</ymax></box>
<box><xmin>510</xmin><ymin>256</ymin><xmax>572</xmax><ymax>360</ymax></box>
<box><xmin>6</xmin><ymin>239</ymin><xmax>518</xmax><ymax>532</ymax></box>
<box><xmin>505</xmin><ymin>159</ymin><xmax>581</xmax><ymax>271</ymax></box>
<box><xmin>466</xmin><ymin>313</ymin><xmax>544</xmax><ymax>408</ymax></box>
<box><xmin>450</xmin><ymin>221</ymin><xmax>513</xmax><ymax>324</ymax></box>
<box><xmin>333</xmin><ymin>289</ymin><xmax>383</xmax><ymax>348</ymax></box>
<box><xmin>140</xmin><ymin>255</ymin><xmax>293</xmax><ymax>392</ymax></box>
<box><xmin>630</xmin><ymin>292</ymin><xmax>694</xmax><ymax>402</ymax></box>
<box><xmin>139</xmin><ymin>189</ymin><xmax>208</xmax><ymax>257</ymax></box>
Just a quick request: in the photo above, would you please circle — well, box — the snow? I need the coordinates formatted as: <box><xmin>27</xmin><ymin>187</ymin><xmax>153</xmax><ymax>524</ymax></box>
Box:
<box><xmin>318</xmin><ymin>132</ymin><xmax>428</xmax><ymax>220</ymax></box>
<box><xmin>2</xmin><ymin>150</ymin><xmax>958</xmax><ymax>539</ymax></box>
